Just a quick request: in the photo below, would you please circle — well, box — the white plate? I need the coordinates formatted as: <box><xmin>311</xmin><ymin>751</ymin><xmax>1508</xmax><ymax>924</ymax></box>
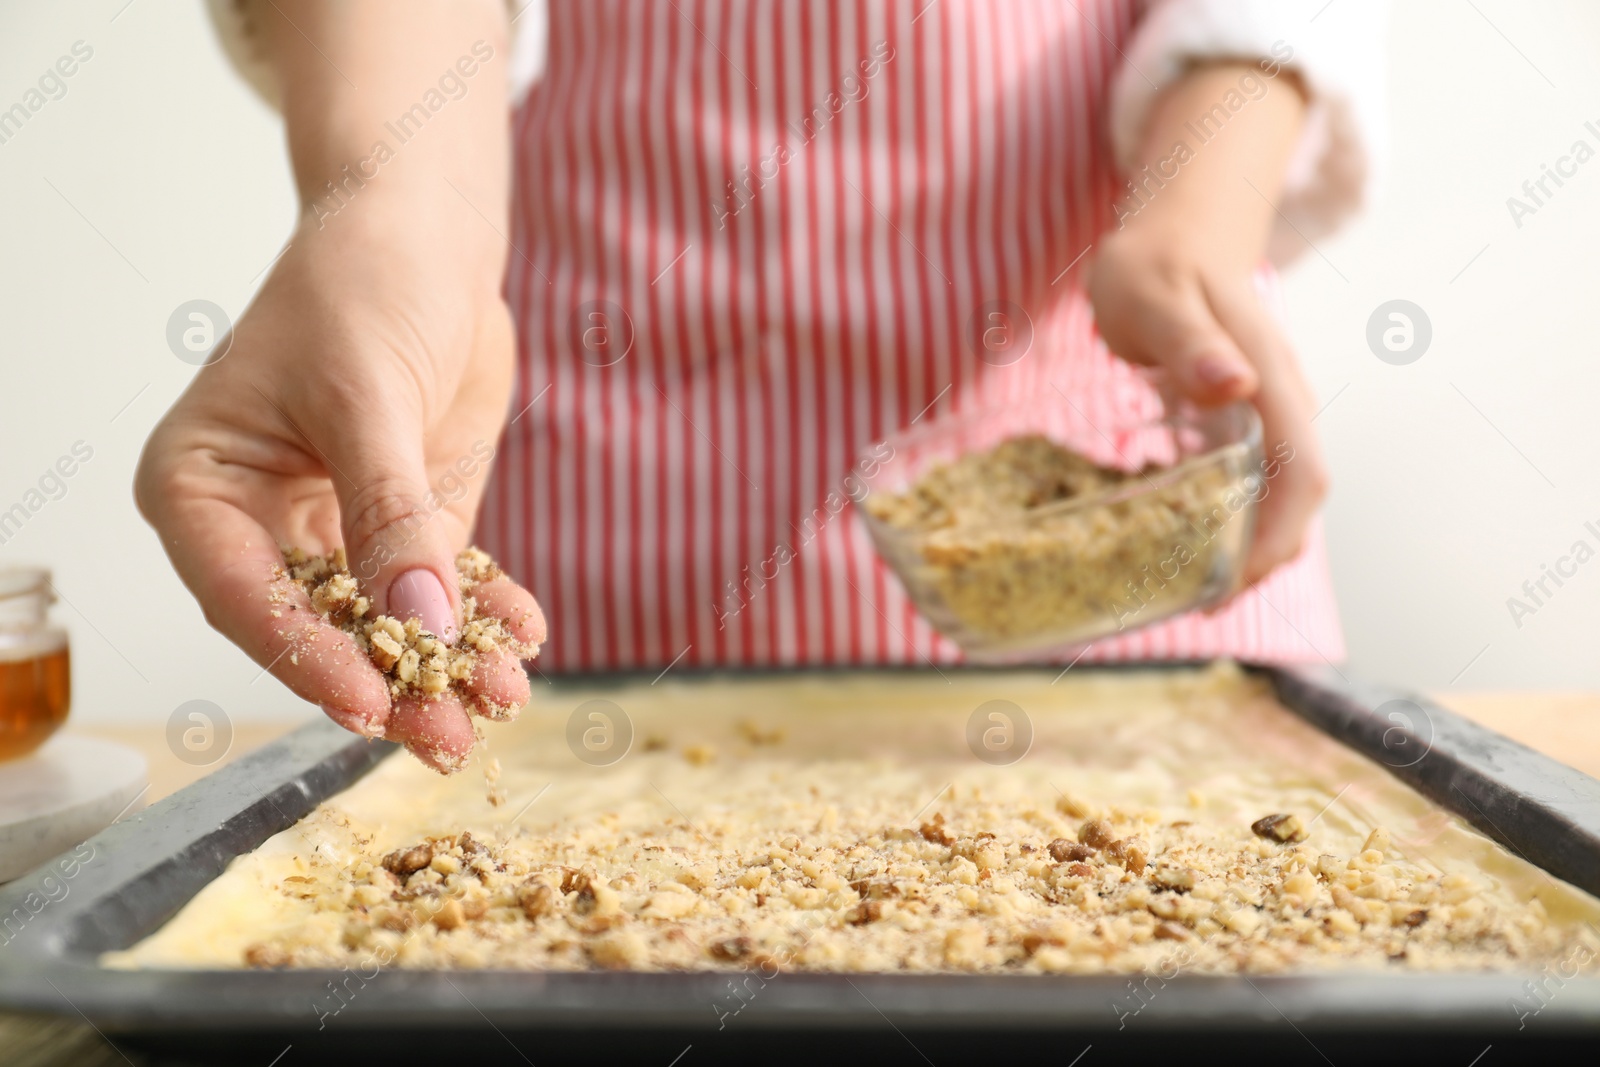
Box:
<box><xmin>0</xmin><ymin>734</ymin><xmax>147</xmax><ymax>882</ymax></box>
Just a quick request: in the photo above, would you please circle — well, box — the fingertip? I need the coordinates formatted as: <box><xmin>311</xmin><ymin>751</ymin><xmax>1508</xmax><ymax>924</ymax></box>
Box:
<box><xmin>1241</xmin><ymin>535</ymin><xmax>1305</xmax><ymax>589</ymax></box>
<box><xmin>264</xmin><ymin>614</ymin><xmax>392</xmax><ymax>727</ymax></box>
<box><xmin>463</xmin><ymin>649</ymin><xmax>531</xmax><ymax>721</ymax></box>
<box><xmin>469</xmin><ymin>578</ymin><xmax>547</xmax><ymax>652</ymax></box>
<box><xmin>322</xmin><ymin>702</ymin><xmax>386</xmax><ymax>739</ymax></box>
<box><xmin>384</xmin><ymin>693</ymin><xmax>477</xmax><ymax>774</ymax></box>
<box><xmin>1187</xmin><ymin>353</ymin><xmax>1258</xmax><ymax>406</ymax></box>
<box><xmin>409</xmin><ymin>741</ymin><xmax>472</xmax><ymax>776</ymax></box>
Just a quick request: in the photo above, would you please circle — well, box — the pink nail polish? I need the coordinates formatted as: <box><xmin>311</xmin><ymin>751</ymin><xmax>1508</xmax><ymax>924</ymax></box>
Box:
<box><xmin>388</xmin><ymin>568</ymin><xmax>457</xmax><ymax>642</ymax></box>
<box><xmin>1195</xmin><ymin>356</ymin><xmax>1244</xmax><ymax>388</ymax></box>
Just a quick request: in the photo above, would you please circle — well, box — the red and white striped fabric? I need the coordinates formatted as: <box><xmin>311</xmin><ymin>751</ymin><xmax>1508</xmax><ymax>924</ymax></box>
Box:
<box><xmin>478</xmin><ymin>0</ymin><xmax>1347</xmax><ymax>672</ymax></box>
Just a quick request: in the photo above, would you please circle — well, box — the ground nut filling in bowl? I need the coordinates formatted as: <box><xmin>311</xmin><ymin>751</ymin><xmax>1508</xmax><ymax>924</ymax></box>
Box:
<box><xmin>107</xmin><ymin>668</ymin><xmax>1600</xmax><ymax>977</ymax></box>
<box><xmin>860</xmin><ymin>401</ymin><xmax>1274</xmax><ymax>657</ymax></box>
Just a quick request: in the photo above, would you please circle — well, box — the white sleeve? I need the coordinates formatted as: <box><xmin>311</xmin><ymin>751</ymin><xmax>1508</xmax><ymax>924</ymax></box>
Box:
<box><xmin>203</xmin><ymin>0</ymin><xmax>549</xmax><ymax>110</ymax></box>
<box><xmin>1109</xmin><ymin>0</ymin><xmax>1389</xmax><ymax>266</ymax></box>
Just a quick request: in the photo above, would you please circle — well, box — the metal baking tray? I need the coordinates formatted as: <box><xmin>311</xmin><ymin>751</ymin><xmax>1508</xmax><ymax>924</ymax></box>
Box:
<box><xmin>2</xmin><ymin>665</ymin><xmax>1598</xmax><ymax>1064</ymax></box>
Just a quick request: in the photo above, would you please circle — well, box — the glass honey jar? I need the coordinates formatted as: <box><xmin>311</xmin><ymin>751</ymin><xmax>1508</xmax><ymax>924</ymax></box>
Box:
<box><xmin>0</xmin><ymin>568</ymin><xmax>71</xmax><ymax>761</ymax></box>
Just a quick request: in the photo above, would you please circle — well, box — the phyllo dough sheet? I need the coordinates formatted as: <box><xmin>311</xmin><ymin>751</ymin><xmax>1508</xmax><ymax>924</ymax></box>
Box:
<box><xmin>109</xmin><ymin>666</ymin><xmax>1600</xmax><ymax>975</ymax></box>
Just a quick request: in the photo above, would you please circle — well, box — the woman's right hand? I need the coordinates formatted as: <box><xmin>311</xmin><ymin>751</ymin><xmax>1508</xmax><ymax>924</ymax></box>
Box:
<box><xmin>136</xmin><ymin>198</ymin><xmax>543</xmax><ymax>772</ymax></box>
<box><xmin>136</xmin><ymin>0</ymin><xmax>538</xmax><ymax>771</ymax></box>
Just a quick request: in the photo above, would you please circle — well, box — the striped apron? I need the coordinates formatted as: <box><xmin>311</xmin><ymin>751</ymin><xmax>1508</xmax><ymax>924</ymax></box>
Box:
<box><xmin>479</xmin><ymin>0</ymin><xmax>1346</xmax><ymax>672</ymax></box>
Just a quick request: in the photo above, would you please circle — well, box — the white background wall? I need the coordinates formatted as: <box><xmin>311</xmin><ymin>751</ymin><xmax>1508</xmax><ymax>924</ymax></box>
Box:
<box><xmin>0</xmin><ymin>1</ymin><xmax>1596</xmax><ymax>728</ymax></box>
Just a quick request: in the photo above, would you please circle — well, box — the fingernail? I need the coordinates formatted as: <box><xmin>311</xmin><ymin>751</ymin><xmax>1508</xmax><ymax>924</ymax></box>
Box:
<box><xmin>1194</xmin><ymin>356</ymin><xmax>1245</xmax><ymax>388</ymax></box>
<box><xmin>388</xmin><ymin>568</ymin><xmax>457</xmax><ymax>642</ymax></box>
<box><xmin>323</xmin><ymin>704</ymin><xmax>383</xmax><ymax>739</ymax></box>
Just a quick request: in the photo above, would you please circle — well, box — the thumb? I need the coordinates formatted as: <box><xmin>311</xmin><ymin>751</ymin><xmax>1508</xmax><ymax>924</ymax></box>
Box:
<box><xmin>324</xmin><ymin>423</ymin><xmax>461</xmax><ymax>642</ymax></box>
<box><xmin>1142</xmin><ymin>288</ymin><xmax>1260</xmax><ymax>407</ymax></box>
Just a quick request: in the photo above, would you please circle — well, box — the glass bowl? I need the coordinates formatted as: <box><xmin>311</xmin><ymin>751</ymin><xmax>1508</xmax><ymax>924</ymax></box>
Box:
<box><xmin>857</xmin><ymin>399</ymin><xmax>1265</xmax><ymax>659</ymax></box>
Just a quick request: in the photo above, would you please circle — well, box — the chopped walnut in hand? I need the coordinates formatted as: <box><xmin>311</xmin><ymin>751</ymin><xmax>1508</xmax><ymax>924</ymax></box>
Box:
<box><xmin>281</xmin><ymin>546</ymin><xmax>536</xmax><ymax>706</ymax></box>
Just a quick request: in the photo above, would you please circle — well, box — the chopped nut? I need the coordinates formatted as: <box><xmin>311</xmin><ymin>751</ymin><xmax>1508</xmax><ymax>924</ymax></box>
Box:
<box><xmin>1251</xmin><ymin>813</ymin><xmax>1308</xmax><ymax>844</ymax></box>
<box><xmin>683</xmin><ymin>743</ymin><xmax>717</xmax><ymax>766</ymax></box>
<box><xmin>641</xmin><ymin>891</ymin><xmax>697</xmax><ymax>920</ymax></box>
<box><xmin>851</xmin><ymin>880</ymin><xmax>899</xmax><ymax>901</ymax></box>
<box><xmin>709</xmin><ymin>936</ymin><xmax>752</xmax><ymax>960</ymax></box>
<box><xmin>418</xmin><ymin>665</ymin><xmax>450</xmax><ymax>695</ymax></box>
<box><xmin>151</xmin><ymin>670</ymin><xmax>1596</xmax><ymax>980</ymax></box>
<box><xmin>285</xmin><ymin>547</ymin><xmax>533</xmax><ymax>772</ymax></box>
<box><xmin>920</xmin><ymin>813</ymin><xmax>954</xmax><ymax>846</ymax></box>
<box><xmin>1104</xmin><ymin>838</ymin><xmax>1148</xmax><ymax>876</ymax></box>
<box><xmin>518</xmin><ymin>883</ymin><xmax>558</xmax><ymax>920</ymax></box>
<box><xmin>847</xmin><ymin>900</ymin><xmax>884</xmax><ymax>925</ymax></box>
<box><xmin>310</xmin><ymin>572</ymin><xmax>359</xmax><ymax>622</ymax></box>
<box><xmin>1048</xmin><ymin>838</ymin><xmax>1095</xmax><ymax>863</ymax></box>
<box><xmin>369</xmin><ymin>630</ymin><xmax>403</xmax><ymax>671</ymax></box>
<box><xmin>576</xmin><ymin>883</ymin><xmax>601</xmax><ymax>921</ymax></box>
<box><xmin>588</xmin><ymin>930</ymin><xmax>648</xmax><ymax>969</ymax></box>
<box><xmin>1078</xmin><ymin>819</ymin><xmax>1116</xmax><ymax>850</ymax></box>
<box><xmin>862</xmin><ymin>435</ymin><xmax>1244</xmax><ymax>647</ymax></box>
<box><xmin>1326</xmin><ymin>908</ymin><xmax>1361</xmax><ymax>936</ymax></box>
<box><xmin>1153</xmin><ymin>867</ymin><xmax>1195</xmax><ymax>893</ymax></box>
<box><xmin>382</xmin><ymin>843</ymin><xmax>433</xmax><ymax>876</ymax></box>
<box><xmin>455</xmin><ymin>546</ymin><xmax>501</xmax><ymax>586</ymax></box>
<box><xmin>431</xmin><ymin>898</ymin><xmax>466</xmax><ymax>930</ymax></box>
<box><xmin>1054</xmin><ymin>793</ymin><xmax>1091</xmax><ymax>819</ymax></box>
<box><xmin>243</xmin><ymin>943</ymin><xmax>290</xmax><ymax>968</ymax></box>
<box><xmin>1330</xmin><ymin>884</ymin><xmax>1366</xmax><ymax>922</ymax></box>
<box><xmin>396</xmin><ymin>648</ymin><xmax>421</xmax><ymax>685</ymax></box>
<box><xmin>572</xmin><ymin>880</ymin><xmax>622</xmax><ymax>918</ymax></box>
<box><xmin>736</xmin><ymin>719</ymin><xmax>786</xmax><ymax>746</ymax></box>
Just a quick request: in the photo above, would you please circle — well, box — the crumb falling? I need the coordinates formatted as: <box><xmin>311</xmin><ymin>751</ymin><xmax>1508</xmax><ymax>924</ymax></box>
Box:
<box><xmin>484</xmin><ymin>755</ymin><xmax>507</xmax><ymax>808</ymax></box>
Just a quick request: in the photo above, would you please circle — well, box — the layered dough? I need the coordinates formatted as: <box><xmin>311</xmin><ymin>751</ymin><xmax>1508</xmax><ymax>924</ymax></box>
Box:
<box><xmin>109</xmin><ymin>666</ymin><xmax>1600</xmax><ymax>974</ymax></box>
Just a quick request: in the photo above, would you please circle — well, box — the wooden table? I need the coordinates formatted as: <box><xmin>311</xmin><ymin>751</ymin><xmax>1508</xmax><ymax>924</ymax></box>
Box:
<box><xmin>3</xmin><ymin>692</ymin><xmax>1597</xmax><ymax>1065</ymax></box>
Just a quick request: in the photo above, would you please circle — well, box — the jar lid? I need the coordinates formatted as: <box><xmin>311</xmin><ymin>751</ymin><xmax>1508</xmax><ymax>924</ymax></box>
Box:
<box><xmin>0</xmin><ymin>567</ymin><xmax>51</xmax><ymax>601</ymax></box>
<box><xmin>0</xmin><ymin>567</ymin><xmax>54</xmax><ymax>630</ymax></box>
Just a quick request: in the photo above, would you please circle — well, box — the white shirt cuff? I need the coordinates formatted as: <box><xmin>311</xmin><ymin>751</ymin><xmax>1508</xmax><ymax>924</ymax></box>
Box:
<box><xmin>204</xmin><ymin>0</ymin><xmax>547</xmax><ymax>109</ymax></box>
<box><xmin>1110</xmin><ymin>0</ymin><xmax>1390</xmax><ymax>264</ymax></box>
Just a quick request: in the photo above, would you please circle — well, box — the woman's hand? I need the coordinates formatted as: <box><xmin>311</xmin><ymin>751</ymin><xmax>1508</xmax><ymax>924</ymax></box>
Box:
<box><xmin>1087</xmin><ymin>63</ymin><xmax>1329</xmax><ymax>586</ymax></box>
<box><xmin>136</xmin><ymin>205</ymin><xmax>543</xmax><ymax>770</ymax></box>
<box><xmin>135</xmin><ymin>0</ymin><xmax>541</xmax><ymax>770</ymax></box>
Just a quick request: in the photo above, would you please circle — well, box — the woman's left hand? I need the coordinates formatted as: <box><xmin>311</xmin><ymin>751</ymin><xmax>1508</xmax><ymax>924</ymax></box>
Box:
<box><xmin>1086</xmin><ymin>63</ymin><xmax>1329</xmax><ymax>587</ymax></box>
